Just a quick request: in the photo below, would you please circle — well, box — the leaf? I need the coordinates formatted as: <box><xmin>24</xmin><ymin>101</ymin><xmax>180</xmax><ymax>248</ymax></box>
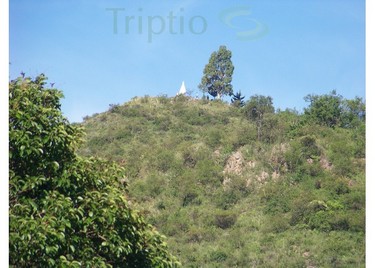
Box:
<box><xmin>58</xmin><ymin>232</ymin><xmax>65</xmax><ymax>240</ymax></box>
<box><xmin>28</xmin><ymin>200</ymin><xmax>38</xmax><ymax>211</ymax></box>
<box><xmin>52</xmin><ymin>161</ymin><xmax>60</xmax><ymax>170</ymax></box>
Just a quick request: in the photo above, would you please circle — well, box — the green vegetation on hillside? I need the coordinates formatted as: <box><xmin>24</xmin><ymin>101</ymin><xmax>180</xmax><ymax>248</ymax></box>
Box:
<box><xmin>9</xmin><ymin>76</ymin><xmax>180</xmax><ymax>267</ymax></box>
<box><xmin>79</xmin><ymin>93</ymin><xmax>365</xmax><ymax>267</ymax></box>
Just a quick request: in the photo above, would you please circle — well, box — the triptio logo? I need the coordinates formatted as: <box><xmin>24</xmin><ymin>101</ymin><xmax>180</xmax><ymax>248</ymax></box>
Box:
<box><xmin>106</xmin><ymin>6</ymin><xmax>268</xmax><ymax>43</ymax></box>
<box><xmin>219</xmin><ymin>6</ymin><xmax>268</xmax><ymax>41</ymax></box>
<box><xmin>106</xmin><ymin>8</ymin><xmax>207</xmax><ymax>43</ymax></box>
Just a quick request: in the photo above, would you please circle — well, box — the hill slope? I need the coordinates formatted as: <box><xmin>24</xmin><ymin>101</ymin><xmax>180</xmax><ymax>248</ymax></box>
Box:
<box><xmin>78</xmin><ymin>95</ymin><xmax>365</xmax><ymax>267</ymax></box>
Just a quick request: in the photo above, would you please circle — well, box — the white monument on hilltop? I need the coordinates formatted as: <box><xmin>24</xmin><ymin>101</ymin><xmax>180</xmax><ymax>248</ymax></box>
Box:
<box><xmin>177</xmin><ymin>81</ymin><xmax>187</xmax><ymax>95</ymax></box>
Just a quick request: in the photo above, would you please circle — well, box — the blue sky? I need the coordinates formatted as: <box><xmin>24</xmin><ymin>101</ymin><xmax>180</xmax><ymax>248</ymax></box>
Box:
<box><xmin>10</xmin><ymin>0</ymin><xmax>365</xmax><ymax>122</ymax></box>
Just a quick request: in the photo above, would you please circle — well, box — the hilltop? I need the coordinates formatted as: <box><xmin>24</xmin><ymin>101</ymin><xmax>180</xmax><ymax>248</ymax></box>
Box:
<box><xmin>78</xmin><ymin>94</ymin><xmax>365</xmax><ymax>267</ymax></box>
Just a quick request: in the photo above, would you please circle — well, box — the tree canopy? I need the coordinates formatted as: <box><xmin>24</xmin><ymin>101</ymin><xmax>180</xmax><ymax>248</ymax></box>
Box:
<box><xmin>243</xmin><ymin>95</ymin><xmax>275</xmax><ymax>121</ymax></box>
<box><xmin>9</xmin><ymin>75</ymin><xmax>180</xmax><ymax>267</ymax></box>
<box><xmin>198</xmin><ymin>45</ymin><xmax>234</xmax><ymax>99</ymax></box>
<box><xmin>304</xmin><ymin>90</ymin><xmax>365</xmax><ymax>128</ymax></box>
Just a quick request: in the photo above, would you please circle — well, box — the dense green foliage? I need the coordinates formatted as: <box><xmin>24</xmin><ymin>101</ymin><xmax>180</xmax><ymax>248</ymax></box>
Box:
<box><xmin>79</xmin><ymin>93</ymin><xmax>365</xmax><ymax>267</ymax></box>
<box><xmin>243</xmin><ymin>95</ymin><xmax>275</xmax><ymax>141</ymax></box>
<box><xmin>199</xmin><ymin>46</ymin><xmax>234</xmax><ymax>99</ymax></box>
<box><xmin>243</xmin><ymin>95</ymin><xmax>275</xmax><ymax>121</ymax></box>
<box><xmin>9</xmin><ymin>76</ymin><xmax>180</xmax><ymax>267</ymax></box>
<box><xmin>304</xmin><ymin>90</ymin><xmax>365</xmax><ymax>128</ymax></box>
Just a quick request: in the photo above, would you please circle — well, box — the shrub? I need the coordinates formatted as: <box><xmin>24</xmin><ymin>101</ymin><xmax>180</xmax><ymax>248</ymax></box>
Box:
<box><xmin>205</xmin><ymin>127</ymin><xmax>224</xmax><ymax>148</ymax></box>
<box><xmin>210</xmin><ymin>250</ymin><xmax>228</xmax><ymax>262</ymax></box>
<box><xmin>343</xmin><ymin>191</ymin><xmax>365</xmax><ymax>210</ymax></box>
<box><xmin>227</xmin><ymin>123</ymin><xmax>257</xmax><ymax>149</ymax></box>
<box><xmin>140</xmin><ymin>95</ymin><xmax>150</xmax><ymax>103</ymax></box>
<box><xmin>329</xmin><ymin>212</ymin><xmax>350</xmax><ymax>231</ymax></box>
<box><xmin>195</xmin><ymin>159</ymin><xmax>223</xmax><ymax>186</ymax></box>
<box><xmin>157</xmin><ymin>94</ymin><xmax>170</xmax><ymax>104</ymax></box>
<box><xmin>215</xmin><ymin>189</ymin><xmax>240</xmax><ymax>210</ymax></box>
<box><xmin>261</xmin><ymin>182</ymin><xmax>292</xmax><ymax>215</ymax></box>
<box><xmin>213</xmin><ymin>210</ymin><xmax>237</xmax><ymax>229</ymax></box>
<box><xmin>351</xmin><ymin>124</ymin><xmax>365</xmax><ymax>158</ymax></box>
<box><xmin>182</xmin><ymin>191</ymin><xmax>202</xmax><ymax>207</ymax></box>
<box><xmin>347</xmin><ymin>211</ymin><xmax>365</xmax><ymax>232</ymax></box>
<box><xmin>150</xmin><ymin>149</ymin><xmax>176</xmax><ymax>172</ymax></box>
<box><xmin>162</xmin><ymin>210</ymin><xmax>191</xmax><ymax>236</ymax></box>
<box><xmin>182</xmin><ymin>148</ymin><xmax>198</xmax><ymax>168</ymax></box>
<box><xmin>108</xmin><ymin>103</ymin><xmax>120</xmax><ymax>113</ymax></box>
<box><xmin>215</xmin><ymin>178</ymin><xmax>250</xmax><ymax>210</ymax></box>
<box><xmin>263</xmin><ymin>215</ymin><xmax>290</xmax><ymax>233</ymax></box>
<box><xmin>259</xmin><ymin>114</ymin><xmax>281</xmax><ymax>143</ymax></box>
<box><xmin>323</xmin><ymin>177</ymin><xmax>350</xmax><ymax>196</ymax></box>
<box><xmin>300</xmin><ymin>135</ymin><xmax>321</xmax><ymax>157</ymax></box>
<box><xmin>285</xmin><ymin>135</ymin><xmax>321</xmax><ymax>175</ymax></box>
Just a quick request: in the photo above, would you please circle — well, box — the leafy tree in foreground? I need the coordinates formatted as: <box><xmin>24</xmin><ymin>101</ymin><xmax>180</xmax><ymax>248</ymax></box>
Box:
<box><xmin>9</xmin><ymin>75</ymin><xmax>180</xmax><ymax>267</ymax></box>
<box><xmin>199</xmin><ymin>45</ymin><xmax>234</xmax><ymax>99</ymax></box>
<box><xmin>231</xmin><ymin>91</ymin><xmax>245</xmax><ymax>107</ymax></box>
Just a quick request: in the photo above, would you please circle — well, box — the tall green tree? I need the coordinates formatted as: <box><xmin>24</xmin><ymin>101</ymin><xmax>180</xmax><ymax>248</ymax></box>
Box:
<box><xmin>9</xmin><ymin>75</ymin><xmax>180</xmax><ymax>267</ymax></box>
<box><xmin>198</xmin><ymin>45</ymin><xmax>234</xmax><ymax>99</ymax></box>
